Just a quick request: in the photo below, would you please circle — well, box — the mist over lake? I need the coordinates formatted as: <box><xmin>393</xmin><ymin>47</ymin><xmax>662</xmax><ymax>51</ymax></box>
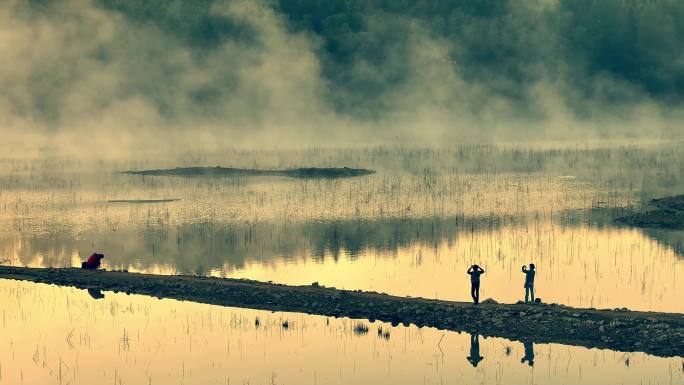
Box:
<box><xmin>2</xmin><ymin>1</ymin><xmax>684</xmax><ymax>384</ymax></box>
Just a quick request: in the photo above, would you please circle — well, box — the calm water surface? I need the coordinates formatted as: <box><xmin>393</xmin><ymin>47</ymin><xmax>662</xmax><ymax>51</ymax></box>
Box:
<box><xmin>2</xmin><ymin>147</ymin><xmax>684</xmax><ymax>312</ymax></box>
<box><xmin>1</xmin><ymin>279</ymin><xmax>682</xmax><ymax>385</ymax></box>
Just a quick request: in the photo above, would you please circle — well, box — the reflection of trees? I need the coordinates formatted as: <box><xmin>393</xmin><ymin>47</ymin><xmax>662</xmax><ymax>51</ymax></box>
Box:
<box><xmin>567</xmin><ymin>207</ymin><xmax>684</xmax><ymax>258</ymax></box>
<box><xmin>2</xmin><ymin>215</ymin><xmax>523</xmax><ymax>274</ymax></box>
<box><xmin>4</xmin><ymin>207</ymin><xmax>684</xmax><ymax>274</ymax></box>
<box><xmin>640</xmin><ymin>228</ymin><xmax>684</xmax><ymax>257</ymax></box>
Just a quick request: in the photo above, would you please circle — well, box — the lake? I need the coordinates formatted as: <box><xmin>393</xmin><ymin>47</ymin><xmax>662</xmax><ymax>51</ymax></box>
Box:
<box><xmin>1</xmin><ymin>279</ymin><xmax>682</xmax><ymax>385</ymax></box>
<box><xmin>1</xmin><ymin>145</ymin><xmax>684</xmax><ymax>313</ymax></box>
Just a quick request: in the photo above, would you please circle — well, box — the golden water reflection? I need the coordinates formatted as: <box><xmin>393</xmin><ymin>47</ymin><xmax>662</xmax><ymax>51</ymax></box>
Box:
<box><xmin>3</xmin><ymin>221</ymin><xmax>684</xmax><ymax>313</ymax></box>
<box><xmin>226</xmin><ymin>223</ymin><xmax>684</xmax><ymax>313</ymax></box>
<box><xmin>0</xmin><ymin>279</ymin><xmax>681</xmax><ymax>385</ymax></box>
<box><xmin>2</xmin><ymin>151</ymin><xmax>683</xmax><ymax>314</ymax></box>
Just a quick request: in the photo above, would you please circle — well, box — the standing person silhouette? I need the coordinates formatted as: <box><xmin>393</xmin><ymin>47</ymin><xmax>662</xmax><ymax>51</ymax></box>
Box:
<box><xmin>522</xmin><ymin>263</ymin><xmax>536</xmax><ymax>303</ymax></box>
<box><xmin>467</xmin><ymin>264</ymin><xmax>485</xmax><ymax>304</ymax></box>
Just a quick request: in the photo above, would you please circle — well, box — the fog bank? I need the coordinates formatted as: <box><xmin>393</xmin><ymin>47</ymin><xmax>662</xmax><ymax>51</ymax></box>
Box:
<box><xmin>1</xmin><ymin>0</ymin><xmax>683</xmax><ymax>158</ymax></box>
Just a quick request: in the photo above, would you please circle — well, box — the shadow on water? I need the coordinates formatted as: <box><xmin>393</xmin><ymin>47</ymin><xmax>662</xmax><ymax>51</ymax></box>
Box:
<box><xmin>521</xmin><ymin>340</ymin><xmax>535</xmax><ymax>366</ymax></box>
<box><xmin>87</xmin><ymin>287</ymin><xmax>105</xmax><ymax>299</ymax></box>
<box><xmin>467</xmin><ymin>333</ymin><xmax>485</xmax><ymax>367</ymax></box>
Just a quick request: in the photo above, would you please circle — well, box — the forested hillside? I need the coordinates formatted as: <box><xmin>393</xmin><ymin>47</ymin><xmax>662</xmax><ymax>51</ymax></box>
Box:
<box><xmin>6</xmin><ymin>0</ymin><xmax>684</xmax><ymax>146</ymax></box>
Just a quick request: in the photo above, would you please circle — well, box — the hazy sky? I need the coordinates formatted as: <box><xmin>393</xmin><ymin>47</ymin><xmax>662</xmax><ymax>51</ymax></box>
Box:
<box><xmin>1</xmin><ymin>0</ymin><xmax>683</xmax><ymax>156</ymax></box>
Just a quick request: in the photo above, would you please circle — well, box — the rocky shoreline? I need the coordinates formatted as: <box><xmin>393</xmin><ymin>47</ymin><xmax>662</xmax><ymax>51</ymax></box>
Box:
<box><xmin>616</xmin><ymin>194</ymin><xmax>684</xmax><ymax>228</ymax></box>
<box><xmin>1</xmin><ymin>266</ymin><xmax>683</xmax><ymax>358</ymax></box>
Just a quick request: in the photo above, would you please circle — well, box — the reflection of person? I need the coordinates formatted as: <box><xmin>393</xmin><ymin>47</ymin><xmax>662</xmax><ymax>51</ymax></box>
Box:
<box><xmin>467</xmin><ymin>334</ymin><xmax>485</xmax><ymax>367</ymax></box>
<box><xmin>522</xmin><ymin>264</ymin><xmax>535</xmax><ymax>303</ymax></box>
<box><xmin>521</xmin><ymin>341</ymin><xmax>534</xmax><ymax>366</ymax></box>
<box><xmin>87</xmin><ymin>288</ymin><xmax>105</xmax><ymax>300</ymax></box>
<box><xmin>467</xmin><ymin>265</ymin><xmax>485</xmax><ymax>304</ymax></box>
<box><xmin>82</xmin><ymin>253</ymin><xmax>104</xmax><ymax>270</ymax></box>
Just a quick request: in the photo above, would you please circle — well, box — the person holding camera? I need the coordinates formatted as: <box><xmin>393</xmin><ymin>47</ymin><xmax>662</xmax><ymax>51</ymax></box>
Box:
<box><xmin>522</xmin><ymin>263</ymin><xmax>536</xmax><ymax>303</ymax></box>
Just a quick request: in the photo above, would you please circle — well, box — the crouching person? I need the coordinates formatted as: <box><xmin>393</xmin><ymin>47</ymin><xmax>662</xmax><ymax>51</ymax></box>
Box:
<box><xmin>82</xmin><ymin>253</ymin><xmax>104</xmax><ymax>270</ymax></box>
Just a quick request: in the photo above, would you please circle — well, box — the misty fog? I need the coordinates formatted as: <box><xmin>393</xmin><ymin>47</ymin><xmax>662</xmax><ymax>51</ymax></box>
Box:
<box><xmin>1</xmin><ymin>0</ymin><xmax>683</xmax><ymax>158</ymax></box>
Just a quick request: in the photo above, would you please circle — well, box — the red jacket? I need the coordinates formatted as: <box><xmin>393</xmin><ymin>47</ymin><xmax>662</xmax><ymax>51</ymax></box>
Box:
<box><xmin>83</xmin><ymin>253</ymin><xmax>104</xmax><ymax>269</ymax></box>
<box><xmin>87</xmin><ymin>253</ymin><xmax>104</xmax><ymax>264</ymax></box>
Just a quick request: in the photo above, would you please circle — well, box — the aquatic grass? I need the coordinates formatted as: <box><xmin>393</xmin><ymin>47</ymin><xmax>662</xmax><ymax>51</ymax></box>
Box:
<box><xmin>1</xmin><ymin>145</ymin><xmax>684</xmax><ymax>312</ymax></box>
<box><xmin>1</xmin><ymin>279</ymin><xmax>683</xmax><ymax>383</ymax></box>
<box><xmin>377</xmin><ymin>326</ymin><xmax>391</xmax><ymax>340</ymax></box>
<box><xmin>353</xmin><ymin>322</ymin><xmax>369</xmax><ymax>335</ymax></box>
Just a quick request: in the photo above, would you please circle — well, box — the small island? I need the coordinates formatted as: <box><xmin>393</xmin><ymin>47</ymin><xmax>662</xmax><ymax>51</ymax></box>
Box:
<box><xmin>616</xmin><ymin>194</ymin><xmax>684</xmax><ymax>229</ymax></box>
<box><xmin>122</xmin><ymin>166</ymin><xmax>376</xmax><ymax>179</ymax></box>
<box><xmin>107</xmin><ymin>199</ymin><xmax>180</xmax><ymax>204</ymax></box>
